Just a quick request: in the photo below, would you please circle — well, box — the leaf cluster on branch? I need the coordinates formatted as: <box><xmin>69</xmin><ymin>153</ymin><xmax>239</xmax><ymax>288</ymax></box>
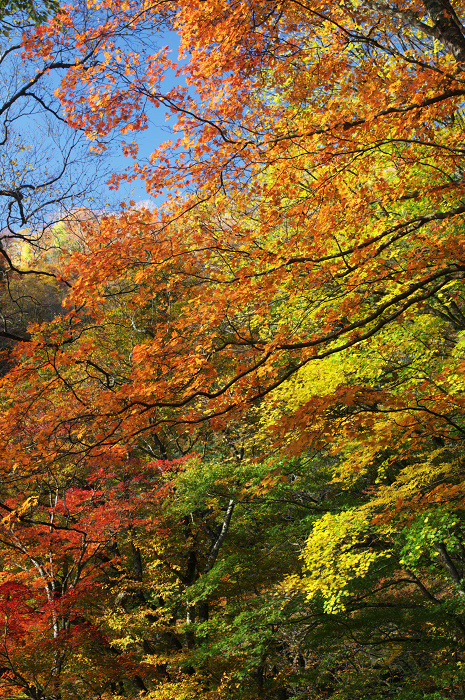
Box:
<box><xmin>0</xmin><ymin>0</ymin><xmax>465</xmax><ymax>697</ymax></box>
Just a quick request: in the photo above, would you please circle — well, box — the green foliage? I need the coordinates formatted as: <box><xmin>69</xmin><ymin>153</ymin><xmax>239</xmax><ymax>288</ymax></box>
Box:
<box><xmin>3</xmin><ymin>0</ymin><xmax>465</xmax><ymax>696</ymax></box>
<box><xmin>0</xmin><ymin>0</ymin><xmax>59</xmax><ymax>28</ymax></box>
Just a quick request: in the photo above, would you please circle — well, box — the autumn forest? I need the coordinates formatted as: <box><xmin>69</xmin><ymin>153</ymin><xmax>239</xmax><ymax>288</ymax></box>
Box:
<box><xmin>2</xmin><ymin>0</ymin><xmax>465</xmax><ymax>697</ymax></box>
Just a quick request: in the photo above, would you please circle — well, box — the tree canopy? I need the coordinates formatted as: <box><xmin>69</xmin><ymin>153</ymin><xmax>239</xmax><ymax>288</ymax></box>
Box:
<box><xmin>0</xmin><ymin>0</ymin><xmax>465</xmax><ymax>698</ymax></box>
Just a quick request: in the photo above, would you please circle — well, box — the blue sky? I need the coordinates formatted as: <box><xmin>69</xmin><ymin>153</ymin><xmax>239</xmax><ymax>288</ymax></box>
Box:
<box><xmin>100</xmin><ymin>29</ymin><xmax>186</xmax><ymax>210</ymax></box>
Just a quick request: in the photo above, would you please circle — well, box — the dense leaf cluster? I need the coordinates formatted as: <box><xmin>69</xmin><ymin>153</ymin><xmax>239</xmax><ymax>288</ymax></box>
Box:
<box><xmin>1</xmin><ymin>0</ymin><xmax>465</xmax><ymax>698</ymax></box>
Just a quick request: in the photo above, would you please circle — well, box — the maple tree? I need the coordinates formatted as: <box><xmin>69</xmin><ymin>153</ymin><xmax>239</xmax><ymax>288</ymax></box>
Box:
<box><xmin>17</xmin><ymin>0</ymin><xmax>462</xmax><ymax>439</ymax></box>
<box><xmin>0</xmin><ymin>6</ymin><xmax>120</xmax><ymax>359</ymax></box>
<box><xmin>1</xmin><ymin>0</ymin><xmax>465</xmax><ymax>697</ymax></box>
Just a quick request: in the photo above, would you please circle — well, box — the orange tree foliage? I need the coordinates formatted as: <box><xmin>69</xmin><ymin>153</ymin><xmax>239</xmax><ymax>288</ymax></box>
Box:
<box><xmin>20</xmin><ymin>0</ymin><xmax>465</xmax><ymax>444</ymax></box>
<box><xmin>3</xmin><ymin>0</ymin><xmax>465</xmax><ymax>697</ymax></box>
